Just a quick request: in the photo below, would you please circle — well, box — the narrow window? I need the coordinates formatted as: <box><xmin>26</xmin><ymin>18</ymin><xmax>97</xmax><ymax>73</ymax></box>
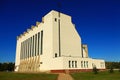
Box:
<box><xmin>23</xmin><ymin>41</ymin><xmax>25</xmax><ymax>59</ymax></box>
<box><xmin>25</xmin><ymin>40</ymin><xmax>27</xmax><ymax>58</ymax></box>
<box><xmin>32</xmin><ymin>36</ymin><xmax>34</xmax><ymax>57</ymax></box>
<box><xmin>20</xmin><ymin>42</ymin><xmax>22</xmax><ymax>60</ymax></box>
<box><xmin>41</xmin><ymin>30</ymin><xmax>43</xmax><ymax>55</ymax></box>
<box><xmin>28</xmin><ymin>39</ymin><xmax>29</xmax><ymax>58</ymax></box>
<box><xmin>72</xmin><ymin>61</ymin><xmax>74</xmax><ymax>68</ymax></box>
<box><xmin>81</xmin><ymin>61</ymin><xmax>83</xmax><ymax>68</ymax></box>
<box><xmin>55</xmin><ymin>53</ymin><xmax>57</xmax><ymax>57</ymax></box>
<box><xmin>82</xmin><ymin>46</ymin><xmax>84</xmax><ymax>58</ymax></box>
<box><xmin>27</xmin><ymin>39</ymin><xmax>29</xmax><ymax>58</ymax></box>
<box><xmin>55</xmin><ymin>18</ymin><xmax>57</xmax><ymax>22</ymax></box>
<box><xmin>58</xmin><ymin>19</ymin><xmax>61</xmax><ymax>57</ymax></box>
<box><xmin>26</xmin><ymin>39</ymin><xmax>28</xmax><ymax>58</ymax></box>
<box><xmin>86</xmin><ymin>61</ymin><xmax>88</xmax><ymax>68</ymax></box>
<box><xmin>35</xmin><ymin>34</ymin><xmax>37</xmax><ymax>56</ymax></box>
<box><xmin>38</xmin><ymin>32</ymin><xmax>40</xmax><ymax>55</ymax></box>
<box><xmin>29</xmin><ymin>38</ymin><xmax>30</xmax><ymax>58</ymax></box>
<box><xmin>75</xmin><ymin>61</ymin><xmax>77</xmax><ymax>68</ymax></box>
<box><xmin>69</xmin><ymin>61</ymin><xmax>71</xmax><ymax>68</ymax></box>
<box><xmin>21</xmin><ymin>42</ymin><xmax>23</xmax><ymax>59</ymax></box>
<box><xmin>30</xmin><ymin>37</ymin><xmax>32</xmax><ymax>57</ymax></box>
<box><xmin>84</xmin><ymin>61</ymin><xmax>86</xmax><ymax>68</ymax></box>
<box><xmin>24</xmin><ymin>40</ymin><xmax>26</xmax><ymax>58</ymax></box>
<box><xmin>92</xmin><ymin>63</ymin><xmax>94</xmax><ymax>68</ymax></box>
<box><xmin>24</xmin><ymin>41</ymin><xmax>26</xmax><ymax>59</ymax></box>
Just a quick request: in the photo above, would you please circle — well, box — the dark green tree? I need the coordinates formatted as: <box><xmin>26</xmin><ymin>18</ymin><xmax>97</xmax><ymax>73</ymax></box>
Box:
<box><xmin>119</xmin><ymin>62</ymin><xmax>120</xmax><ymax>72</ymax></box>
<box><xmin>0</xmin><ymin>62</ymin><xmax>15</xmax><ymax>71</ymax></box>
<box><xmin>109</xmin><ymin>66</ymin><xmax>114</xmax><ymax>73</ymax></box>
<box><xmin>93</xmin><ymin>67</ymin><xmax>98</xmax><ymax>74</ymax></box>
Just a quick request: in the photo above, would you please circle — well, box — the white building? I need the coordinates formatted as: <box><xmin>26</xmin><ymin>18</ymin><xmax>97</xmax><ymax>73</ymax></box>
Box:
<box><xmin>15</xmin><ymin>10</ymin><xmax>105</xmax><ymax>73</ymax></box>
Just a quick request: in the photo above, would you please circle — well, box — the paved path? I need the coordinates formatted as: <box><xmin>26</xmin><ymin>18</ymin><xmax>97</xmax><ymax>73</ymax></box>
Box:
<box><xmin>57</xmin><ymin>73</ymin><xmax>74</xmax><ymax>80</ymax></box>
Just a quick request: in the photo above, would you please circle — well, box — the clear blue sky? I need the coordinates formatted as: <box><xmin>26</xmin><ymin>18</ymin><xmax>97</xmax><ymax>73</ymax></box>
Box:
<box><xmin>0</xmin><ymin>0</ymin><xmax>120</xmax><ymax>62</ymax></box>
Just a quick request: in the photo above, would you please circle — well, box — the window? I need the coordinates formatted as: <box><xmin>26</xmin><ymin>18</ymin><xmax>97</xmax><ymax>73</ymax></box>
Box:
<box><xmin>86</xmin><ymin>61</ymin><xmax>88</xmax><ymax>68</ymax></box>
<box><xmin>72</xmin><ymin>61</ymin><xmax>74</xmax><ymax>68</ymax></box>
<box><xmin>81</xmin><ymin>61</ymin><xmax>83</xmax><ymax>68</ymax></box>
<box><xmin>92</xmin><ymin>63</ymin><xmax>96</xmax><ymax>68</ymax></box>
<box><xmin>84</xmin><ymin>61</ymin><xmax>86</xmax><ymax>68</ymax></box>
<box><xmin>25</xmin><ymin>40</ymin><xmax>27</xmax><ymax>58</ymax></box>
<box><xmin>23</xmin><ymin>41</ymin><xmax>25</xmax><ymax>59</ymax></box>
<box><xmin>32</xmin><ymin>36</ymin><xmax>34</xmax><ymax>57</ymax></box>
<box><xmin>20</xmin><ymin>42</ymin><xmax>23</xmax><ymax>60</ymax></box>
<box><xmin>55</xmin><ymin>18</ymin><xmax>57</xmax><ymax>22</ymax></box>
<box><xmin>38</xmin><ymin>32</ymin><xmax>40</xmax><ymax>55</ymax></box>
<box><xmin>35</xmin><ymin>34</ymin><xmax>37</xmax><ymax>56</ymax></box>
<box><xmin>28</xmin><ymin>38</ymin><xmax>30</xmax><ymax>58</ymax></box>
<box><xmin>69</xmin><ymin>61</ymin><xmax>71</xmax><ymax>68</ymax></box>
<box><xmin>55</xmin><ymin>53</ymin><xmax>57</xmax><ymax>57</ymax></box>
<box><xmin>75</xmin><ymin>61</ymin><xmax>77</xmax><ymax>68</ymax></box>
<box><xmin>101</xmin><ymin>62</ymin><xmax>104</xmax><ymax>68</ymax></box>
<box><xmin>26</xmin><ymin>39</ymin><xmax>28</xmax><ymax>58</ymax></box>
<box><xmin>41</xmin><ymin>31</ymin><xmax>43</xmax><ymax>55</ymax></box>
<box><xmin>30</xmin><ymin>37</ymin><xmax>32</xmax><ymax>57</ymax></box>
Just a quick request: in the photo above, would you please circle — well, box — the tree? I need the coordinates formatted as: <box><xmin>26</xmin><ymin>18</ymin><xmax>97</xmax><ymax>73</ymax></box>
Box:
<box><xmin>0</xmin><ymin>62</ymin><xmax>15</xmax><ymax>71</ymax></box>
<box><xmin>93</xmin><ymin>67</ymin><xmax>98</xmax><ymax>74</ymax></box>
<box><xmin>119</xmin><ymin>62</ymin><xmax>120</xmax><ymax>72</ymax></box>
<box><xmin>109</xmin><ymin>66</ymin><xmax>114</xmax><ymax>73</ymax></box>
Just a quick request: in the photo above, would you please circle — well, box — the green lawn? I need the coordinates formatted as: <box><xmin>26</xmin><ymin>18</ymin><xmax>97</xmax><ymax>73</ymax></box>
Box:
<box><xmin>71</xmin><ymin>71</ymin><xmax>120</xmax><ymax>80</ymax></box>
<box><xmin>0</xmin><ymin>72</ymin><xmax>58</xmax><ymax>80</ymax></box>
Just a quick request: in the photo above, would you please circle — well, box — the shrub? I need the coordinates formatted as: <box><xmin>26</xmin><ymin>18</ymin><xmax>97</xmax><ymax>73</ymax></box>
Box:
<box><xmin>109</xmin><ymin>66</ymin><xmax>114</xmax><ymax>73</ymax></box>
<box><xmin>93</xmin><ymin>67</ymin><xmax>98</xmax><ymax>74</ymax></box>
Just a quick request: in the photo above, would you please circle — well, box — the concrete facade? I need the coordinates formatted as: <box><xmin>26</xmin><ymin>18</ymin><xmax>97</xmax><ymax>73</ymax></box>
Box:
<box><xmin>15</xmin><ymin>10</ymin><xmax>105</xmax><ymax>72</ymax></box>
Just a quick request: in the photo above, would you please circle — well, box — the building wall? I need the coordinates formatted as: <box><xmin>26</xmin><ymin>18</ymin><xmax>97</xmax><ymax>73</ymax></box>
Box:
<box><xmin>15</xmin><ymin>10</ymin><xmax>105</xmax><ymax>72</ymax></box>
<box><xmin>15</xmin><ymin>40</ymin><xmax>21</xmax><ymax>71</ymax></box>
<box><xmin>52</xmin><ymin>11</ymin><xmax>82</xmax><ymax>58</ymax></box>
<box><xmin>51</xmin><ymin>57</ymin><xmax>105</xmax><ymax>72</ymax></box>
<box><xmin>60</xmin><ymin>13</ymin><xmax>82</xmax><ymax>57</ymax></box>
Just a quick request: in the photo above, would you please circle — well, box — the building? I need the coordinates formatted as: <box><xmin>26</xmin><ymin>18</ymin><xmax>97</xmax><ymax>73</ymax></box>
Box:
<box><xmin>15</xmin><ymin>10</ymin><xmax>105</xmax><ymax>73</ymax></box>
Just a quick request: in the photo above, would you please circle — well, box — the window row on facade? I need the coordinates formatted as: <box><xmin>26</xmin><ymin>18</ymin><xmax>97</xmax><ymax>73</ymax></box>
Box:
<box><xmin>68</xmin><ymin>60</ymin><xmax>89</xmax><ymax>68</ymax></box>
<box><xmin>69</xmin><ymin>61</ymin><xmax>77</xmax><ymax>68</ymax></box>
<box><xmin>81</xmin><ymin>61</ymin><xmax>88</xmax><ymax>68</ymax></box>
<box><xmin>20</xmin><ymin>31</ymin><xmax>43</xmax><ymax>60</ymax></box>
<box><xmin>100</xmin><ymin>62</ymin><xmax>104</xmax><ymax>68</ymax></box>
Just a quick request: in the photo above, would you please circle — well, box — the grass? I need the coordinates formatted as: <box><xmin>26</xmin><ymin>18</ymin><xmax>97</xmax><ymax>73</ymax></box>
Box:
<box><xmin>0</xmin><ymin>72</ymin><xmax>58</xmax><ymax>80</ymax></box>
<box><xmin>71</xmin><ymin>71</ymin><xmax>120</xmax><ymax>80</ymax></box>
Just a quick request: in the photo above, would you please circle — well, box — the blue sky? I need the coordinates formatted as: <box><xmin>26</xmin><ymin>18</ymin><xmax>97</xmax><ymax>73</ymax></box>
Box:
<box><xmin>0</xmin><ymin>0</ymin><xmax>120</xmax><ymax>62</ymax></box>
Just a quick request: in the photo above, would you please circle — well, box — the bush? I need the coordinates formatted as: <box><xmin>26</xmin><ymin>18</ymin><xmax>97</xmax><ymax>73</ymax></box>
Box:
<box><xmin>109</xmin><ymin>66</ymin><xmax>114</xmax><ymax>73</ymax></box>
<box><xmin>93</xmin><ymin>67</ymin><xmax>98</xmax><ymax>74</ymax></box>
<box><xmin>119</xmin><ymin>68</ymin><xmax>120</xmax><ymax>72</ymax></box>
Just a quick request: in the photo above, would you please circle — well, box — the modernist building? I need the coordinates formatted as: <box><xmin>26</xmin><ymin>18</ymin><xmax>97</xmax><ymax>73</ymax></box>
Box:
<box><xmin>15</xmin><ymin>10</ymin><xmax>105</xmax><ymax>73</ymax></box>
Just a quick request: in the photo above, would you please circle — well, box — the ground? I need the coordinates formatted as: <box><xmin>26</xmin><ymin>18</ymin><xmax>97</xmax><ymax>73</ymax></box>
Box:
<box><xmin>71</xmin><ymin>71</ymin><xmax>120</xmax><ymax>80</ymax></box>
<box><xmin>0</xmin><ymin>72</ymin><xmax>58</xmax><ymax>80</ymax></box>
<box><xmin>0</xmin><ymin>71</ymin><xmax>120</xmax><ymax>80</ymax></box>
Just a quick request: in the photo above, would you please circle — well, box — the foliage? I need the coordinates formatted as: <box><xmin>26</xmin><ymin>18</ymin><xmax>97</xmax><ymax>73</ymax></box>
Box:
<box><xmin>0</xmin><ymin>62</ymin><xmax>14</xmax><ymax>71</ymax></box>
<box><xmin>109</xmin><ymin>66</ymin><xmax>114</xmax><ymax>73</ymax></box>
<box><xmin>71</xmin><ymin>71</ymin><xmax>120</xmax><ymax>80</ymax></box>
<box><xmin>105</xmin><ymin>62</ymin><xmax>120</xmax><ymax>69</ymax></box>
<box><xmin>119</xmin><ymin>68</ymin><xmax>120</xmax><ymax>72</ymax></box>
<box><xmin>93</xmin><ymin>67</ymin><xmax>98</xmax><ymax>74</ymax></box>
